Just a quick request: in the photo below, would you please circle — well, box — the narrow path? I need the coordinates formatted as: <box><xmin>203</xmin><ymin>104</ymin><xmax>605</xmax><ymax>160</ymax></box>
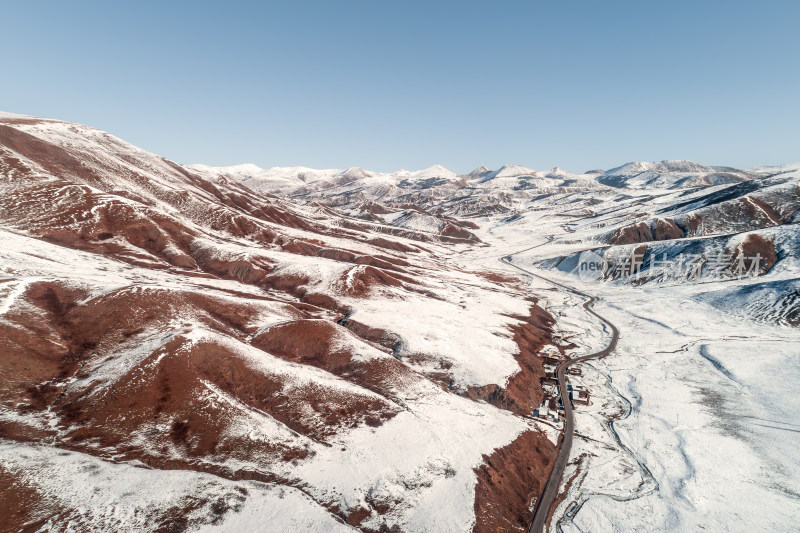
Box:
<box><xmin>499</xmin><ymin>244</ymin><xmax>619</xmax><ymax>533</ymax></box>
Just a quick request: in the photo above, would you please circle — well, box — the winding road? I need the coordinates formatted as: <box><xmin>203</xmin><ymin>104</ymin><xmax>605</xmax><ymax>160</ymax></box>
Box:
<box><xmin>499</xmin><ymin>245</ymin><xmax>620</xmax><ymax>533</ymax></box>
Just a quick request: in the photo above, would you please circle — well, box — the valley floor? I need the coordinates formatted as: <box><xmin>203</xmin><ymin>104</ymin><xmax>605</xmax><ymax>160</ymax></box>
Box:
<box><xmin>463</xmin><ymin>217</ymin><xmax>800</xmax><ymax>532</ymax></box>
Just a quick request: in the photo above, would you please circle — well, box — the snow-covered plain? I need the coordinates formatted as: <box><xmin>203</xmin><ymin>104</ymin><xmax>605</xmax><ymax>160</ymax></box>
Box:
<box><xmin>465</xmin><ymin>204</ymin><xmax>800</xmax><ymax>532</ymax></box>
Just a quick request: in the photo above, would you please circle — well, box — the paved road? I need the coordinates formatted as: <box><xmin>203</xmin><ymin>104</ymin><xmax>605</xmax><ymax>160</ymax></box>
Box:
<box><xmin>499</xmin><ymin>246</ymin><xmax>619</xmax><ymax>533</ymax></box>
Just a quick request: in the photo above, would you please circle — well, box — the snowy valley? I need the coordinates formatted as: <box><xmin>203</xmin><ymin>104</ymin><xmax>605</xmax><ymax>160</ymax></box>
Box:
<box><xmin>1</xmin><ymin>111</ymin><xmax>799</xmax><ymax>533</ymax></box>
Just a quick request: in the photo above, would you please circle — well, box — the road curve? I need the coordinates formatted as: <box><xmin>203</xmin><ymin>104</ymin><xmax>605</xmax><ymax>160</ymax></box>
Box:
<box><xmin>499</xmin><ymin>247</ymin><xmax>619</xmax><ymax>533</ymax></box>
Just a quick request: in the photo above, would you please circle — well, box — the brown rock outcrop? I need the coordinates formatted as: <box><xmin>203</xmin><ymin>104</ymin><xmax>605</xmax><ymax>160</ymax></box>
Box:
<box><xmin>473</xmin><ymin>430</ymin><xmax>557</xmax><ymax>533</ymax></box>
<box><xmin>467</xmin><ymin>303</ymin><xmax>554</xmax><ymax>416</ymax></box>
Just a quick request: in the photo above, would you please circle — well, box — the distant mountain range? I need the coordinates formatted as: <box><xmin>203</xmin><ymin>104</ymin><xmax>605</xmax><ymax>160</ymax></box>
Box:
<box><xmin>1</xmin><ymin>110</ymin><xmax>797</xmax><ymax>532</ymax></box>
<box><xmin>191</xmin><ymin>158</ymin><xmax>770</xmax><ymax>196</ymax></box>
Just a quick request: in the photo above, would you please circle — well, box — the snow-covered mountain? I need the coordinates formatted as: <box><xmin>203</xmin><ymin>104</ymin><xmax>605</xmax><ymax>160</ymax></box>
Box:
<box><xmin>1</xmin><ymin>111</ymin><xmax>798</xmax><ymax>533</ymax></box>
<box><xmin>495</xmin><ymin>164</ymin><xmax>800</xmax><ymax>531</ymax></box>
<box><xmin>192</xmin><ymin>161</ymin><xmax>613</xmax><ymax>221</ymax></box>
<box><xmin>0</xmin><ymin>113</ymin><xmax>558</xmax><ymax>532</ymax></box>
<box><xmin>192</xmin><ymin>159</ymin><xmax>770</xmax><ymax>226</ymax></box>
<box><xmin>597</xmin><ymin>159</ymin><xmax>758</xmax><ymax>189</ymax></box>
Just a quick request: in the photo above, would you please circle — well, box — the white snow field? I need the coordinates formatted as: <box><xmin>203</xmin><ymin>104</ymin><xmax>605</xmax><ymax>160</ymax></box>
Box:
<box><xmin>466</xmin><ymin>206</ymin><xmax>800</xmax><ymax>533</ymax></box>
<box><xmin>2</xmin><ymin>110</ymin><xmax>798</xmax><ymax>532</ymax></box>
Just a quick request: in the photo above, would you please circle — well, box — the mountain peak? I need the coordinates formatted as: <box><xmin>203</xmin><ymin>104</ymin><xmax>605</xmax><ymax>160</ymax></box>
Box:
<box><xmin>339</xmin><ymin>167</ymin><xmax>373</xmax><ymax>179</ymax></box>
<box><xmin>0</xmin><ymin>110</ymin><xmax>36</xmax><ymax>121</ymax></box>
<box><xmin>409</xmin><ymin>164</ymin><xmax>457</xmax><ymax>180</ymax></box>
<box><xmin>468</xmin><ymin>165</ymin><xmax>491</xmax><ymax>175</ymax></box>
<box><xmin>599</xmin><ymin>159</ymin><xmax>754</xmax><ymax>189</ymax></box>
<box><xmin>480</xmin><ymin>164</ymin><xmax>537</xmax><ymax>181</ymax></box>
<box><xmin>546</xmin><ymin>167</ymin><xmax>572</xmax><ymax>178</ymax></box>
<box><xmin>604</xmin><ymin>160</ymin><xmax>715</xmax><ymax>176</ymax></box>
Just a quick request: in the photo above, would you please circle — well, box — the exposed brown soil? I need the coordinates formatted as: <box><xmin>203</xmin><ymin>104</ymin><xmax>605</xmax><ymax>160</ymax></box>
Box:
<box><xmin>472</xmin><ymin>430</ymin><xmax>557</xmax><ymax>533</ymax></box>
<box><xmin>608</xmin><ymin>221</ymin><xmax>653</xmax><ymax>245</ymax></box>
<box><xmin>301</xmin><ymin>292</ymin><xmax>348</xmax><ymax>313</ymax></box>
<box><xmin>340</xmin><ymin>265</ymin><xmax>409</xmax><ymax>297</ymax></box>
<box><xmin>365</xmin><ymin>237</ymin><xmax>419</xmax><ymax>253</ymax></box>
<box><xmin>339</xmin><ymin>318</ymin><xmax>402</xmax><ymax>353</ymax></box>
<box><xmin>458</xmin><ymin>219</ymin><xmax>481</xmax><ymax>230</ymax></box>
<box><xmin>440</xmin><ymin>220</ymin><xmax>479</xmax><ymax>240</ymax></box>
<box><xmin>685</xmin><ymin>213</ymin><xmax>702</xmax><ymax>235</ymax></box>
<box><xmin>252</xmin><ymin>320</ymin><xmax>354</xmax><ymax>373</ymax></box>
<box><xmin>0</xmin><ymin>463</ymin><xmax>250</xmax><ymax>533</ymax></box>
<box><xmin>252</xmin><ymin>319</ymin><xmax>415</xmax><ymax>405</ymax></box>
<box><xmin>0</xmin><ymin>116</ymin><xmax>563</xmax><ymax>531</ymax></box>
<box><xmin>728</xmin><ymin>233</ymin><xmax>778</xmax><ymax>275</ymax></box>
<box><xmin>357</xmin><ymin>201</ymin><xmax>394</xmax><ymax>215</ymax></box>
<box><xmin>355</xmin><ymin>254</ymin><xmax>411</xmax><ymax>271</ymax></box>
<box><xmin>0</xmin><ymin>277</ymin><xmax>405</xmax><ymax>475</ymax></box>
<box><xmin>745</xmin><ymin>196</ymin><xmax>782</xmax><ymax>225</ymax></box>
<box><xmin>0</xmin><ymin>125</ymin><xmax>422</xmax><ymax>290</ymax></box>
<box><xmin>0</xmin><ymin>467</ymin><xmax>63</xmax><ymax>533</ymax></box>
<box><xmin>261</xmin><ymin>271</ymin><xmax>312</xmax><ymax>294</ymax></box>
<box><xmin>608</xmin><ymin>190</ymin><xmax>793</xmax><ymax>245</ymax></box>
<box><xmin>57</xmin><ymin>334</ymin><xmax>398</xmax><ymax>459</ymax></box>
<box><xmin>467</xmin><ymin>303</ymin><xmax>554</xmax><ymax>416</ymax></box>
<box><xmin>477</xmin><ymin>271</ymin><xmax>524</xmax><ymax>286</ymax></box>
<box><xmin>653</xmin><ymin>218</ymin><xmax>684</xmax><ymax>240</ymax></box>
<box><xmin>337</xmin><ymin>217</ymin><xmax>479</xmax><ymax>245</ymax></box>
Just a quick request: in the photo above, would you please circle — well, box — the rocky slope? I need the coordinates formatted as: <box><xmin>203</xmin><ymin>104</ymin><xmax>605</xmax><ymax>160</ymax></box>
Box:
<box><xmin>2</xmin><ymin>110</ymin><xmax>797</xmax><ymax>532</ymax></box>
<box><xmin>0</xmin><ymin>113</ymin><xmax>560</xmax><ymax>532</ymax></box>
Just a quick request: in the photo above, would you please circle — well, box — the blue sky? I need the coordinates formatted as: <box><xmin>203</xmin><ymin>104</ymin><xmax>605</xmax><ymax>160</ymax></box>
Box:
<box><xmin>2</xmin><ymin>1</ymin><xmax>798</xmax><ymax>173</ymax></box>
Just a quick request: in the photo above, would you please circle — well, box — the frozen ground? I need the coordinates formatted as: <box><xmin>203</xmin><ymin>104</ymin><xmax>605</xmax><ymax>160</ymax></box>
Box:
<box><xmin>1</xmin><ymin>114</ymin><xmax>573</xmax><ymax>532</ymax></box>
<box><xmin>0</xmin><ymin>225</ymin><xmax>558</xmax><ymax>532</ymax></box>
<box><xmin>556</xmin><ymin>289</ymin><xmax>800</xmax><ymax>532</ymax></box>
<box><xmin>3</xmin><ymin>111</ymin><xmax>798</xmax><ymax>531</ymax></box>
<box><xmin>0</xmin><ymin>441</ymin><xmax>356</xmax><ymax>532</ymax></box>
<box><xmin>461</xmin><ymin>212</ymin><xmax>800</xmax><ymax>532</ymax></box>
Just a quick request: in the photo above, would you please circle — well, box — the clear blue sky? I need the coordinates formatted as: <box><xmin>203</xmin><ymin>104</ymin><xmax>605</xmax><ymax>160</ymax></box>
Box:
<box><xmin>2</xmin><ymin>1</ymin><xmax>798</xmax><ymax>173</ymax></box>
